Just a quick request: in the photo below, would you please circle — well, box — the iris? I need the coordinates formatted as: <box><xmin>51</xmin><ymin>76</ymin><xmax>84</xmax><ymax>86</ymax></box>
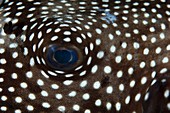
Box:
<box><xmin>46</xmin><ymin>45</ymin><xmax>79</xmax><ymax>71</ymax></box>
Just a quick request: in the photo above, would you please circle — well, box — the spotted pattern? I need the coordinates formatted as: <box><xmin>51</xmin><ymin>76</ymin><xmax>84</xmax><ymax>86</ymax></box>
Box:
<box><xmin>0</xmin><ymin>0</ymin><xmax>170</xmax><ymax>113</ymax></box>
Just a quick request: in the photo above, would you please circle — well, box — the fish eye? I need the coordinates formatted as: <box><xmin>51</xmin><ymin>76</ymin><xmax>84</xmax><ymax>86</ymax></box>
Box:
<box><xmin>46</xmin><ymin>44</ymin><xmax>82</xmax><ymax>71</ymax></box>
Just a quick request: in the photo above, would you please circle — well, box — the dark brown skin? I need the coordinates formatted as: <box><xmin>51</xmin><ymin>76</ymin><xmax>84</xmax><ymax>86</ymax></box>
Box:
<box><xmin>0</xmin><ymin>0</ymin><xmax>170</xmax><ymax>113</ymax></box>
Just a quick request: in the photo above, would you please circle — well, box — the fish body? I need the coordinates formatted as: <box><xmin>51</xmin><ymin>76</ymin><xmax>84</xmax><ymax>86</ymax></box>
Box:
<box><xmin>0</xmin><ymin>0</ymin><xmax>170</xmax><ymax>113</ymax></box>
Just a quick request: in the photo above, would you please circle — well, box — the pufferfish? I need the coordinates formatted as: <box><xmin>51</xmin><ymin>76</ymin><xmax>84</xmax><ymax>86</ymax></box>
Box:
<box><xmin>0</xmin><ymin>0</ymin><xmax>170</xmax><ymax>113</ymax></box>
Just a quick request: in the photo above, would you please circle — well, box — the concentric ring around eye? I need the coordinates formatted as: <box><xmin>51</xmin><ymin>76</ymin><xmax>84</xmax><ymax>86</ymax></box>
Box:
<box><xmin>46</xmin><ymin>44</ymin><xmax>82</xmax><ymax>71</ymax></box>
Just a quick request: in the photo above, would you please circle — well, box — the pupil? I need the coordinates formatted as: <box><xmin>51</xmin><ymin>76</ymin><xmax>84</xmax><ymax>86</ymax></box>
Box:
<box><xmin>54</xmin><ymin>50</ymin><xmax>72</xmax><ymax>64</ymax></box>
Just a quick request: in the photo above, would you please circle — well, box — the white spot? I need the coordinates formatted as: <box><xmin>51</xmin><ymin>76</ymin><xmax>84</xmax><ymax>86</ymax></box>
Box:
<box><xmin>15</xmin><ymin>62</ymin><xmax>23</xmax><ymax>68</ymax></box>
<box><xmin>167</xmin><ymin>103</ymin><xmax>170</xmax><ymax>110</ymax></box>
<box><xmin>144</xmin><ymin>92</ymin><xmax>149</xmax><ymax>101</ymax></box>
<box><xmin>121</xmin><ymin>42</ymin><xmax>127</xmax><ymax>48</ymax></box>
<box><xmin>30</xmin><ymin>57</ymin><xmax>35</xmax><ymax>66</ymax></box>
<box><xmin>125</xmin><ymin>33</ymin><xmax>131</xmax><ymax>37</ymax></box>
<box><xmin>73</xmin><ymin>104</ymin><xmax>80</xmax><ymax>111</ymax></box>
<box><xmin>9</xmin><ymin>43</ymin><xmax>18</xmax><ymax>48</ymax></box>
<box><xmin>95</xmin><ymin>99</ymin><xmax>102</xmax><ymax>106</ymax></box>
<box><xmin>68</xmin><ymin>90</ymin><xmax>77</xmax><ymax>97</ymax></box>
<box><xmin>12</xmin><ymin>52</ymin><xmax>18</xmax><ymax>59</ymax></box>
<box><xmin>108</xmin><ymin>33</ymin><xmax>114</xmax><ymax>40</ymax></box>
<box><xmin>128</xmin><ymin>67</ymin><xmax>134</xmax><ymax>75</ymax></box>
<box><xmin>37</xmin><ymin>79</ymin><xmax>44</xmax><ymax>86</ymax></box>
<box><xmin>0</xmin><ymin>48</ymin><xmax>5</xmax><ymax>54</ymax></box>
<box><xmin>8</xmin><ymin>87</ymin><xmax>15</xmax><ymax>92</ymax></box>
<box><xmin>38</xmin><ymin>31</ymin><xmax>42</xmax><ymax>39</ymax></box>
<box><xmin>125</xmin><ymin>96</ymin><xmax>131</xmax><ymax>104</ymax></box>
<box><xmin>166</xmin><ymin>44</ymin><xmax>170</xmax><ymax>50</ymax></box>
<box><xmin>0</xmin><ymin>78</ymin><xmax>4</xmax><ymax>82</ymax></box>
<box><xmin>97</xmin><ymin>51</ymin><xmax>104</xmax><ymax>59</ymax></box>
<box><xmin>119</xmin><ymin>84</ymin><xmax>124</xmax><ymax>91</ymax></box>
<box><xmin>161</xmin><ymin>23</ymin><xmax>166</xmax><ymax>30</ymax></box>
<box><xmin>42</xmin><ymin>102</ymin><xmax>51</xmax><ymax>108</ymax></box>
<box><xmin>151</xmin><ymin>71</ymin><xmax>156</xmax><ymax>78</ymax></box>
<box><xmin>20</xmin><ymin>82</ymin><xmax>28</xmax><ymax>89</ymax></box>
<box><xmin>1</xmin><ymin>96</ymin><xmax>7</xmax><ymax>101</ymax></box>
<box><xmin>127</xmin><ymin>54</ymin><xmax>133</xmax><ymax>61</ymax></box>
<box><xmin>80</xmin><ymin>80</ymin><xmax>87</xmax><ymax>88</ymax></box>
<box><xmin>58</xmin><ymin>106</ymin><xmax>66</xmax><ymax>112</ymax></box>
<box><xmin>79</xmin><ymin>70</ymin><xmax>86</xmax><ymax>76</ymax></box>
<box><xmin>63</xmin><ymin>80</ymin><xmax>73</xmax><ymax>86</ymax></box>
<box><xmin>149</xmin><ymin>27</ymin><xmax>155</xmax><ymax>32</ymax></box>
<box><xmin>26</xmin><ymin>71</ymin><xmax>33</xmax><ymax>78</ymax></box>
<box><xmin>160</xmin><ymin>68</ymin><xmax>167</xmax><ymax>74</ymax></box>
<box><xmin>0</xmin><ymin>39</ymin><xmax>5</xmax><ymax>44</ymax></box>
<box><xmin>150</xmin><ymin>60</ymin><xmax>156</xmax><ymax>67</ymax></box>
<box><xmin>28</xmin><ymin>93</ymin><xmax>36</xmax><ymax>100</ymax></box>
<box><xmin>151</xmin><ymin>37</ymin><xmax>156</xmax><ymax>43</ymax></box>
<box><xmin>117</xmin><ymin>70</ymin><xmax>123</xmax><ymax>78</ymax></box>
<box><xmin>23</xmin><ymin>47</ymin><xmax>28</xmax><ymax>56</ymax></box>
<box><xmin>63</xmin><ymin>37</ymin><xmax>71</xmax><ymax>42</ymax></box>
<box><xmin>130</xmin><ymin>80</ymin><xmax>136</xmax><ymax>88</ymax></box>
<box><xmin>15</xmin><ymin>97</ymin><xmax>22</xmax><ymax>103</ymax></box>
<box><xmin>115</xmin><ymin>56</ymin><xmax>122</xmax><ymax>63</ymax></box>
<box><xmin>11</xmin><ymin>73</ymin><xmax>18</xmax><ymax>79</ymax></box>
<box><xmin>135</xmin><ymin>93</ymin><xmax>141</xmax><ymax>102</ymax></box>
<box><xmin>0</xmin><ymin>69</ymin><xmax>5</xmax><ymax>74</ymax></box>
<box><xmin>110</xmin><ymin>45</ymin><xmax>116</xmax><ymax>53</ymax></box>
<box><xmin>95</xmin><ymin>28</ymin><xmax>102</xmax><ymax>34</ymax></box>
<box><xmin>115</xmin><ymin>102</ymin><xmax>121</xmax><ymax>111</ymax></box>
<box><xmin>106</xmin><ymin>102</ymin><xmax>112</xmax><ymax>110</ymax></box>
<box><xmin>143</xmin><ymin>48</ymin><xmax>149</xmax><ymax>55</ymax></box>
<box><xmin>106</xmin><ymin>86</ymin><xmax>113</xmax><ymax>94</ymax></box>
<box><xmin>51</xmin><ymin>84</ymin><xmax>59</xmax><ymax>90</ymax></box>
<box><xmin>27</xmin><ymin>105</ymin><xmax>34</xmax><ymax>111</ymax></box>
<box><xmin>155</xmin><ymin>47</ymin><xmax>162</xmax><ymax>54</ymax></box>
<box><xmin>76</xmin><ymin>37</ymin><xmax>82</xmax><ymax>43</ymax></box>
<box><xmin>0</xmin><ymin>59</ymin><xmax>7</xmax><ymax>64</ymax></box>
<box><xmin>0</xmin><ymin>106</ymin><xmax>7</xmax><ymax>111</ymax></box>
<box><xmin>104</xmin><ymin>66</ymin><xmax>112</xmax><ymax>74</ymax></box>
<box><xmin>87</xmin><ymin>56</ymin><xmax>92</xmax><ymax>65</ymax></box>
<box><xmin>133</xmin><ymin>42</ymin><xmax>140</xmax><ymax>49</ymax></box>
<box><xmin>38</xmin><ymin>38</ymin><xmax>44</xmax><ymax>48</ymax></box>
<box><xmin>95</xmin><ymin>39</ymin><xmax>101</xmax><ymax>45</ymax></box>
<box><xmin>133</xmin><ymin>29</ymin><xmax>139</xmax><ymax>34</ymax></box>
<box><xmin>115</xmin><ymin>30</ymin><xmax>121</xmax><ymax>35</ymax></box>
<box><xmin>41</xmin><ymin>90</ymin><xmax>48</xmax><ymax>97</ymax></box>
<box><xmin>164</xmin><ymin>90</ymin><xmax>170</xmax><ymax>98</ymax></box>
<box><xmin>46</xmin><ymin>28</ymin><xmax>52</xmax><ymax>33</ymax></box>
<box><xmin>84</xmin><ymin>109</ymin><xmax>91</xmax><ymax>113</ymax></box>
<box><xmin>162</xmin><ymin>57</ymin><xmax>169</xmax><ymax>63</ymax></box>
<box><xmin>82</xmin><ymin>93</ymin><xmax>90</xmax><ymax>100</ymax></box>
<box><xmin>55</xmin><ymin>94</ymin><xmax>63</xmax><ymax>100</ymax></box>
<box><xmin>91</xmin><ymin>65</ymin><xmax>98</xmax><ymax>74</ymax></box>
<box><xmin>141</xmin><ymin>35</ymin><xmax>147</xmax><ymax>41</ymax></box>
<box><xmin>29</xmin><ymin>33</ymin><xmax>35</xmax><ymax>41</ymax></box>
<box><xmin>93</xmin><ymin>81</ymin><xmax>101</xmax><ymax>89</ymax></box>
<box><xmin>64</xmin><ymin>31</ymin><xmax>71</xmax><ymax>35</ymax></box>
<box><xmin>15</xmin><ymin>109</ymin><xmax>21</xmax><ymax>113</ymax></box>
<box><xmin>51</xmin><ymin>36</ymin><xmax>58</xmax><ymax>41</ymax></box>
<box><xmin>141</xmin><ymin>77</ymin><xmax>147</xmax><ymax>85</ymax></box>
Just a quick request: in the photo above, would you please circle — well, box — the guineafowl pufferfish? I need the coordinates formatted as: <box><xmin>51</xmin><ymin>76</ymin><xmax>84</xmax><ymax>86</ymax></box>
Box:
<box><xmin>0</xmin><ymin>0</ymin><xmax>170</xmax><ymax>113</ymax></box>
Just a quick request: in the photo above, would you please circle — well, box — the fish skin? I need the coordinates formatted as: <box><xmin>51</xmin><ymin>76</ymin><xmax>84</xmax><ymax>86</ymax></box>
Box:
<box><xmin>142</xmin><ymin>76</ymin><xmax>170</xmax><ymax>113</ymax></box>
<box><xmin>0</xmin><ymin>0</ymin><xmax>170</xmax><ymax>113</ymax></box>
